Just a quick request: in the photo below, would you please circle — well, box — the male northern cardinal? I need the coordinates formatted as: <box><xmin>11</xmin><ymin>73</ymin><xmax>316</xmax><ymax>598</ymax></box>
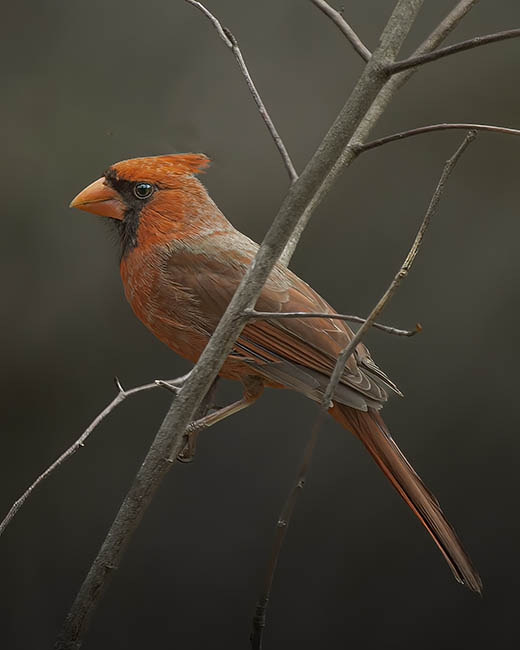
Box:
<box><xmin>70</xmin><ymin>153</ymin><xmax>482</xmax><ymax>593</ymax></box>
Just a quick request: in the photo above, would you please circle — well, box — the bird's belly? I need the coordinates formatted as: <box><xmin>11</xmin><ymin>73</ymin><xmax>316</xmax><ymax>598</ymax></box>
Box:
<box><xmin>147</xmin><ymin>315</ymin><xmax>209</xmax><ymax>365</ymax></box>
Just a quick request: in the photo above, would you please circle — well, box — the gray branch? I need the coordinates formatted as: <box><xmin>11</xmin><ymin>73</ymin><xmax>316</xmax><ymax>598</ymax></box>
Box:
<box><xmin>321</xmin><ymin>131</ymin><xmax>476</xmax><ymax>409</ymax></box>
<box><xmin>185</xmin><ymin>0</ymin><xmax>298</xmax><ymax>184</ymax></box>
<box><xmin>309</xmin><ymin>0</ymin><xmax>372</xmax><ymax>62</ymax></box>
<box><xmin>250</xmin><ymin>414</ymin><xmax>322</xmax><ymax>650</ymax></box>
<box><xmin>356</xmin><ymin>122</ymin><xmax>520</xmax><ymax>153</ymax></box>
<box><xmin>388</xmin><ymin>27</ymin><xmax>520</xmax><ymax>74</ymax></box>
<box><xmin>246</xmin><ymin>309</ymin><xmax>420</xmax><ymax>337</ymax></box>
<box><xmin>0</xmin><ymin>374</ymin><xmax>189</xmax><ymax>538</ymax></box>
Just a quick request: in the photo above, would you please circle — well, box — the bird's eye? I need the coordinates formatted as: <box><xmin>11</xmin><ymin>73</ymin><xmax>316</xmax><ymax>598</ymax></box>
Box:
<box><xmin>133</xmin><ymin>182</ymin><xmax>154</xmax><ymax>199</ymax></box>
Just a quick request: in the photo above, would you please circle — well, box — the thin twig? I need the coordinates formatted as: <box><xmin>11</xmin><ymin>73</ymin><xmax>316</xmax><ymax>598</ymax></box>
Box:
<box><xmin>388</xmin><ymin>27</ymin><xmax>520</xmax><ymax>74</ymax></box>
<box><xmin>246</xmin><ymin>309</ymin><xmax>420</xmax><ymax>337</ymax></box>
<box><xmin>250</xmin><ymin>413</ymin><xmax>323</xmax><ymax>650</ymax></box>
<box><xmin>355</xmin><ymin>122</ymin><xmax>520</xmax><ymax>153</ymax></box>
<box><xmin>321</xmin><ymin>131</ymin><xmax>476</xmax><ymax>409</ymax></box>
<box><xmin>0</xmin><ymin>375</ymin><xmax>189</xmax><ymax>538</ymax></box>
<box><xmin>425</xmin><ymin>0</ymin><xmax>479</xmax><ymax>45</ymax></box>
<box><xmin>309</xmin><ymin>0</ymin><xmax>371</xmax><ymax>62</ymax></box>
<box><xmin>185</xmin><ymin>0</ymin><xmax>298</xmax><ymax>183</ymax></box>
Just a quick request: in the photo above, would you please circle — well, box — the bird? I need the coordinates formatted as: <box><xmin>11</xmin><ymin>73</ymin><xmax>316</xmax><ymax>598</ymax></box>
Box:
<box><xmin>70</xmin><ymin>153</ymin><xmax>482</xmax><ymax>594</ymax></box>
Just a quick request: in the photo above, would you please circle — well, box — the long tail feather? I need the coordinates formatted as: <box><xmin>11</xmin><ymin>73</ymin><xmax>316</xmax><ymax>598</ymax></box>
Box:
<box><xmin>329</xmin><ymin>402</ymin><xmax>482</xmax><ymax>594</ymax></box>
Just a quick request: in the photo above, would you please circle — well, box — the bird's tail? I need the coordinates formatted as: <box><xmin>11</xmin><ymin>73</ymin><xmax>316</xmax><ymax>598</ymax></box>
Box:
<box><xmin>329</xmin><ymin>402</ymin><xmax>482</xmax><ymax>594</ymax></box>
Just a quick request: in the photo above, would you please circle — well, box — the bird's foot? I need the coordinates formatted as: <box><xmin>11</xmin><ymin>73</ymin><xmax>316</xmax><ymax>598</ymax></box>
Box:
<box><xmin>177</xmin><ymin>406</ymin><xmax>222</xmax><ymax>462</ymax></box>
<box><xmin>177</xmin><ymin>429</ymin><xmax>199</xmax><ymax>463</ymax></box>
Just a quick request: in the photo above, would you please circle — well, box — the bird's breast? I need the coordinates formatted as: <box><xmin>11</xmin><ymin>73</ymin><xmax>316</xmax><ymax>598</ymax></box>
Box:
<box><xmin>120</xmin><ymin>245</ymin><xmax>209</xmax><ymax>363</ymax></box>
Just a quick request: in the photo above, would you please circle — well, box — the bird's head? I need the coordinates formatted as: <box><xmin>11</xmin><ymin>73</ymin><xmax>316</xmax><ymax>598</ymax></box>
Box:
<box><xmin>70</xmin><ymin>153</ymin><xmax>214</xmax><ymax>256</ymax></box>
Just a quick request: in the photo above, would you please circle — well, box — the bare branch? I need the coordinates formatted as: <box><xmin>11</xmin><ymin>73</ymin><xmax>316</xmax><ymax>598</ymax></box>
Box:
<box><xmin>155</xmin><ymin>379</ymin><xmax>184</xmax><ymax>394</ymax></box>
<box><xmin>422</xmin><ymin>1</ymin><xmax>479</xmax><ymax>47</ymax></box>
<box><xmin>55</xmin><ymin>3</ymin><xmax>425</xmax><ymax>647</ymax></box>
<box><xmin>185</xmin><ymin>0</ymin><xmax>298</xmax><ymax>183</ymax></box>
<box><xmin>356</xmin><ymin>122</ymin><xmax>520</xmax><ymax>153</ymax></box>
<box><xmin>321</xmin><ymin>131</ymin><xmax>476</xmax><ymax>409</ymax></box>
<box><xmin>246</xmin><ymin>309</ymin><xmax>420</xmax><ymax>337</ymax></box>
<box><xmin>184</xmin><ymin>0</ymin><xmax>230</xmax><ymax>43</ymax></box>
<box><xmin>282</xmin><ymin>0</ymin><xmax>480</xmax><ymax>261</ymax></box>
<box><xmin>309</xmin><ymin>0</ymin><xmax>371</xmax><ymax>62</ymax></box>
<box><xmin>0</xmin><ymin>374</ymin><xmax>189</xmax><ymax>538</ymax></box>
<box><xmin>388</xmin><ymin>27</ymin><xmax>520</xmax><ymax>74</ymax></box>
<box><xmin>250</xmin><ymin>414</ymin><xmax>322</xmax><ymax>650</ymax></box>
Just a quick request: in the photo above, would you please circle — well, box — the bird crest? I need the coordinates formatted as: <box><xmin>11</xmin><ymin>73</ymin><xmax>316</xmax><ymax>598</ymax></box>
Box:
<box><xmin>107</xmin><ymin>153</ymin><xmax>210</xmax><ymax>186</ymax></box>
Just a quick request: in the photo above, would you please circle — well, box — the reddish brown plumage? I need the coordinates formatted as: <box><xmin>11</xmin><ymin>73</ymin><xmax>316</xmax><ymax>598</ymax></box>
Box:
<box><xmin>70</xmin><ymin>153</ymin><xmax>482</xmax><ymax>593</ymax></box>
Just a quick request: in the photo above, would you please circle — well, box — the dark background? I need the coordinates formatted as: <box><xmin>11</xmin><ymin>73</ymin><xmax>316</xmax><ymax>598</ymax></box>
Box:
<box><xmin>2</xmin><ymin>1</ymin><xmax>519</xmax><ymax>648</ymax></box>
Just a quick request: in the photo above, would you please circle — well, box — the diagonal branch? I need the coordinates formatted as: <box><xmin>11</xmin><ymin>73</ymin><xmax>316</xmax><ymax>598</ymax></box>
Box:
<box><xmin>246</xmin><ymin>309</ymin><xmax>420</xmax><ymax>337</ymax></box>
<box><xmin>321</xmin><ymin>131</ymin><xmax>476</xmax><ymax>409</ymax></box>
<box><xmin>388</xmin><ymin>27</ymin><xmax>520</xmax><ymax>74</ymax></box>
<box><xmin>0</xmin><ymin>375</ymin><xmax>189</xmax><ymax>538</ymax></box>
<box><xmin>247</xmin><ymin>7</ymin><xmax>489</xmax><ymax>642</ymax></box>
<box><xmin>248</xmin><ymin>12</ymin><xmax>481</xmax><ymax>634</ymax></box>
<box><xmin>356</xmin><ymin>122</ymin><xmax>520</xmax><ymax>153</ymax></box>
<box><xmin>55</xmin><ymin>3</ymin><xmax>425</xmax><ymax>648</ymax></box>
<box><xmin>309</xmin><ymin>0</ymin><xmax>371</xmax><ymax>62</ymax></box>
<box><xmin>185</xmin><ymin>0</ymin><xmax>298</xmax><ymax>183</ymax></box>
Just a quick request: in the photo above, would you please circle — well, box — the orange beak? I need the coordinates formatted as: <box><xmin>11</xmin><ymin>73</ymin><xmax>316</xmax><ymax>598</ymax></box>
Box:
<box><xmin>69</xmin><ymin>177</ymin><xmax>125</xmax><ymax>220</ymax></box>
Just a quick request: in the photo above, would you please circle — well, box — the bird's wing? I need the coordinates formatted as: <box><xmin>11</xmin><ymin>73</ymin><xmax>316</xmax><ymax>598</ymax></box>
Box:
<box><xmin>164</xmin><ymin>246</ymin><xmax>400</xmax><ymax>410</ymax></box>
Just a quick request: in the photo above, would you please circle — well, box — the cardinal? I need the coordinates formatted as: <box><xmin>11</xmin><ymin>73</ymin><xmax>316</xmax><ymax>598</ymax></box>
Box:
<box><xmin>70</xmin><ymin>153</ymin><xmax>481</xmax><ymax>593</ymax></box>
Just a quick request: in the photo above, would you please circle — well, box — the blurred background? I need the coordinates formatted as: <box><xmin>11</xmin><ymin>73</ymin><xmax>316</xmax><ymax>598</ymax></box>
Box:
<box><xmin>1</xmin><ymin>1</ymin><xmax>519</xmax><ymax>648</ymax></box>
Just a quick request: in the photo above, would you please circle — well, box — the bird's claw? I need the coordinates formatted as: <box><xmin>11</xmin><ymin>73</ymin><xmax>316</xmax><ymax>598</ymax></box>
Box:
<box><xmin>177</xmin><ymin>422</ymin><xmax>205</xmax><ymax>462</ymax></box>
<box><xmin>177</xmin><ymin>446</ymin><xmax>195</xmax><ymax>463</ymax></box>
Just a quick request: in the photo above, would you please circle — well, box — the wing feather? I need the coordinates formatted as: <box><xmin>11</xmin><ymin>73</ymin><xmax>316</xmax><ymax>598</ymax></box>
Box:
<box><xmin>163</xmin><ymin>241</ymin><xmax>400</xmax><ymax>409</ymax></box>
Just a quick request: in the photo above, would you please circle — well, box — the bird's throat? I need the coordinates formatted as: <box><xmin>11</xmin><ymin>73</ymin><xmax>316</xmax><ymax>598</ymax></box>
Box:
<box><xmin>115</xmin><ymin>207</ymin><xmax>141</xmax><ymax>258</ymax></box>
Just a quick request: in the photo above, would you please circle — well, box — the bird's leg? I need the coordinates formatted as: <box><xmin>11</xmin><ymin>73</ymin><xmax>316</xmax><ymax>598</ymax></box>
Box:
<box><xmin>178</xmin><ymin>376</ymin><xmax>264</xmax><ymax>462</ymax></box>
